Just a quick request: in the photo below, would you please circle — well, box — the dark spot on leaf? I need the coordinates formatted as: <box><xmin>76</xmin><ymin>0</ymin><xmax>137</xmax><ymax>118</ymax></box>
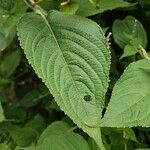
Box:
<box><xmin>84</xmin><ymin>95</ymin><xmax>92</xmax><ymax>102</ymax></box>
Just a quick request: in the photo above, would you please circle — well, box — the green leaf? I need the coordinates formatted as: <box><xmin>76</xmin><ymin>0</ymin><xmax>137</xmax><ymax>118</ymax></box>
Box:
<box><xmin>44</xmin><ymin>98</ymin><xmax>60</xmax><ymax>111</ymax></box>
<box><xmin>24</xmin><ymin>133</ymin><xmax>90</xmax><ymax>150</ymax></box>
<box><xmin>113</xmin><ymin>16</ymin><xmax>147</xmax><ymax>48</ymax></box>
<box><xmin>38</xmin><ymin>121</ymin><xmax>71</xmax><ymax>144</ymax></box>
<box><xmin>138</xmin><ymin>0</ymin><xmax>150</xmax><ymax>8</ymax></box>
<box><xmin>0</xmin><ymin>77</ymin><xmax>10</xmax><ymax>86</ymax></box>
<box><xmin>5</xmin><ymin>87</ymin><xmax>49</xmax><ymax>122</ymax></box>
<box><xmin>121</xmin><ymin>43</ymin><xmax>138</xmax><ymax>59</ymax></box>
<box><xmin>76</xmin><ymin>0</ymin><xmax>136</xmax><ymax>17</ymax></box>
<box><xmin>0</xmin><ymin>0</ymin><xmax>14</xmax><ymax>10</ymax></box>
<box><xmin>25</xmin><ymin>115</ymin><xmax>46</xmax><ymax>134</ymax></box>
<box><xmin>123</xmin><ymin>128</ymin><xmax>138</xmax><ymax>142</ymax></box>
<box><xmin>0</xmin><ymin>0</ymin><xmax>26</xmax><ymax>51</ymax></box>
<box><xmin>17</xmin><ymin>10</ymin><xmax>110</xmax><ymax>148</ymax></box>
<box><xmin>0</xmin><ymin>50</ymin><xmax>21</xmax><ymax>77</ymax></box>
<box><xmin>9</xmin><ymin>126</ymin><xmax>39</xmax><ymax>147</ymax></box>
<box><xmin>0</xmin><ymin>91</ymin><xmax>7</xmax><ymax>102</ymax></box>
<box><xmin>5</xmin><ymin>106</ymin><xmax>26</xmax><ymax>121</ymax></box>
<box><xmin>101</xmin><ymin>59</ymin><xmax>150</xmax><ymax>127</ymax></box>
<box><xmin>60</xmin><ymin>0</ymin><xmax>79</xmax><ymax>14</ymax></box>
<box><xmin>39</xmin><ymin>0</ymin><xmax>59</xmax><ymax>12</ymax></box>
<box><xmin>16</xmin><ymin>87</ymin><xmax>49</xmax><ymax>109</ymax></box>
<box><xmin>0</xmin><ymin>144</ymin><xmax>11</xmax><ymax>150</ymax></box>
<box><xmin>23</xmin><ymin>121</ymin><xmax>90</xmax><ymax>150</ymax></box>
<box><xmin>113</xmin><ymin>16</ymin><xmax>147</xmax><ymax>58</ymax></box>
<box><xmin>0</xmin><ymin>102</ymin><xmax>5</xmax><ymax>122</ymax></box>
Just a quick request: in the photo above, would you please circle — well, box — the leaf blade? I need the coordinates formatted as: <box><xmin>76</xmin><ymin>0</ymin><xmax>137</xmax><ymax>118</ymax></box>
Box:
<box><xmin>101</xmin><ymin>59</ymin><xmax>150</xmax><ymax>127</ymax></box>
<box><xmin>17</xmin><ymin>11</ymin><xmax>110</xmax><ymax>147</ymax></box>
<box><xmin>112</xmin><ymin>16</ymin><xmax>147</xmax><ymax>58</ymax></box>
<box><xmin>76</xmin><ymin>0</ymin><xmax>136</xmax><ymax>17</ymax></box>
<box><xmin>23</xmin><ymin>121</ymin><xmax>91</xmax><ymax>150</ymax></box>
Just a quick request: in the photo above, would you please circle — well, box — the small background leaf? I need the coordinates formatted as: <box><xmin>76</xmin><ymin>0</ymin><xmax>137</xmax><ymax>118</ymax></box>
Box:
<box><xmin>60</xmin><ymin>0</ymin><xmax>79</xmax><ymax>14</ymax></box>
<box><xmin>0</xmin><ymin>50</ymin><xmax>21</xmax><ymax>77</ymax></box>
<box><xmin>9</xmin><ymin>126</ymin><xmax>39</xmax><ymax>147</ymax></box>
<box><xmin>112</xmin><ymin>16</ymin><xmax>147</xmax><ymax>58</ymax></box>
<box><xmin>76</xmin><ymin>0</ymin><xmax>135</xmax><ymax>17</ymax></box>
<box><xmin>0</xmin><ymin>0</ymin><xmax>26</xmax><ymax>51</ymax></box>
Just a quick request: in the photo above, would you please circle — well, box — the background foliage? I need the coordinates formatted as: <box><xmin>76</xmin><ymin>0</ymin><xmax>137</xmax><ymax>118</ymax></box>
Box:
<box><xmin>0</xmin><ymin>0</ymin><xmax>150</xmax><ymax>149</ymax></box>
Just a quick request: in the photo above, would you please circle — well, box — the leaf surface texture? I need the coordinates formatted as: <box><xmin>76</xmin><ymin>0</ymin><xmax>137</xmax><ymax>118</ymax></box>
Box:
<box><xmin>18</xmin><ymin>11</ymin><xmax>110</xmax><ymax>146</ymax></box>
<box><xmin>101</xmin><ymin>59</ymin><xmax>150</xmax><ymax>127</ymax></box>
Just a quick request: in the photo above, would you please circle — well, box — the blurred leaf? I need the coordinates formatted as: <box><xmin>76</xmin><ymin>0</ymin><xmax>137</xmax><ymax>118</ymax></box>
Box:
<box><xmin>16</xmin><ymin>87</ymin><xmax>49</xmax><ymax>109</ymax></box>
<box><xmin>0</xmin><ymin>0</ymin><xmax>14</xmax><ymax>11</ymax></box>
<box><xmin>138</xmin><ymin>0</ymin><xmax>150</xmax><ymax>8</ymax></box>
<box><xmin>0</xmin><ymin>0</ymin><xmax>26</xmax><ymax>51</ymax></box>
<box><xmin>0</xmin><ymin>102</ymin><xmax>5</xmax><ymax>122</ymax></box>
<box><xmin>25</xmin><ymin>115</ymin><xmax>46</xmax><ymax>134</ymax></box>
<box><xmin>39</xmin><ymin>0</ymin><xmax>59</xmax><ymax>11</ymax></box>
<box><xmin>0</xmin><ymin>77</ymin><xmax>10</xmax><ymax>86</ymax></box>
<box><xmin>109</xmin><ymin>133</ymin><xmax>124</xmax><ymax>150</ymax></box>
<box><xmin>76</xmin><ymin>0</ymin><xmax>136</xmax><ymax>17</ymax></box>
<box><xmin>9</xmin><ymin>126</ymin><xmax>39</xmax><ymax>147</ymax></box>
<box><xmin>0</xmin><ymin>91</ymin><xmax>7</xmax><ymax>102</ymax></box>
<box><xmin>113</xmin><ymin>16</ymin><xmax>147</xmax><ymax>58</ymax></box>
<box><xmin>5</xmin><ymin>87</ymin><xmax>49</xmax><ymax>122</ymax></box>
<box><xmin>44</xmin><ymin>99</ymin><xmax>60</xmax><ymax>111</ymax></box>
<box><xmin>88</xmin><ymin>138</ymin><xmax>100</xmax><ymax>150</ymax></box>
<box><xmin>0</xmin><ymin>143</ymin><xmax>11</xmax><ymax>150</ymax></box>
<box><xmin>23</xmin><ymin>134</ymin><xmax>90</xmax><ymax>150</ymax></box>
<box><xmin>113</xmin><ymin>16</ymin><xmax>147</xmax><ymax>49</ymax></box>
<box><xmin>60</xmin><ymin>0</ymin><xmax>79</xmax><ymax>14</ymax></box>
<box><xmin>123</xmin><ymin>128</ymin><xmax>138</xmax><ymax>142</ymax></box>
<box><xmin>1</xmin><ymin>50</ymin><xmax>21</xmax><ymax>77</ymax></box>
<box><xmin>5</xmin><ymin>106</ymin><xmax>26</xmax><ymax>121</ymax></box>
<box><xmin>102</xmin><ymin>128</ymin><xmax>125</xmax><ymax>150</ymax></box>
<box><xmin>23</xmin><ymin>121</ymin><xmax>90</xmax><ymax>150</ymax></box>
<box><xmin>38</xmin><ymin>121</ymin><xmax>71</xmax><ymax>144</ymax></box>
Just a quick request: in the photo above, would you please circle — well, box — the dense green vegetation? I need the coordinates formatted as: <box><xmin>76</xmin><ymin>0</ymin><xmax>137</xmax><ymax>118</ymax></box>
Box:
<box><xmin>0</xmin><ymin>0</ymin><xmax>150</xmax><ymax>149</ymax></box>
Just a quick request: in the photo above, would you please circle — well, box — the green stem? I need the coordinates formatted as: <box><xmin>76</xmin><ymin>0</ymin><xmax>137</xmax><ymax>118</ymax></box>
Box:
<box><xmin>98</xmin><ymin>129</ymin><xmax>105</xmax><ymax>150</ymax></box>
<box><xmin>23</xmin><ymin>0</ymin><xmax>47</xmax><ymax>16</ymax></box>
<box><xmin>90</xmin><ymin>128</ymin><xmax>105</xmax><ymax>150</ymax></box>
<box><xmin>138</xmin><ymin>45</ymin><xmax>150</xmax><ymax>60</ymax></box>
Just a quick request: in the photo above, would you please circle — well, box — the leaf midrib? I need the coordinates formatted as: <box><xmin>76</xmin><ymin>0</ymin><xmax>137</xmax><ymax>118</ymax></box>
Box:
<box><xmin>40</xmin><ymin>13</ymin><xmax>89</xmax><ymax>121</ymax></box>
